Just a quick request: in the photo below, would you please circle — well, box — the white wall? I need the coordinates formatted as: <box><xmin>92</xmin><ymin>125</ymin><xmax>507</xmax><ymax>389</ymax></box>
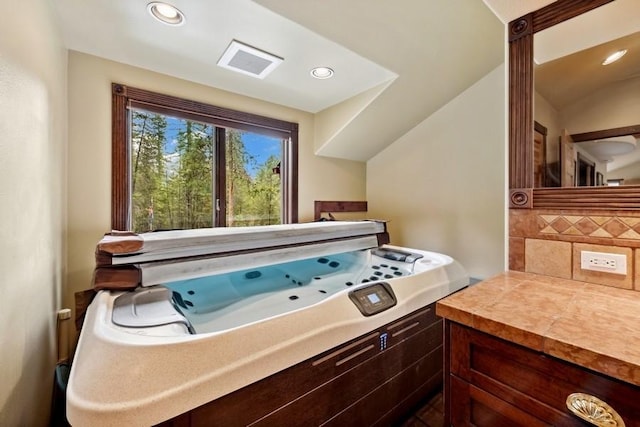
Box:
<box><xmin>367</xmin><ymin>65</ymin><xmax>506</xmax><ymax>280</ymax></box>
<box><xmin>0</xmin><ymin>0</ymin><xmax>67</xmax><ymax>425</ymax></box>
<box><xmin>66</xmin><ymin>51</ymin><xmax>366</xmax><ymax>319</ymax></box>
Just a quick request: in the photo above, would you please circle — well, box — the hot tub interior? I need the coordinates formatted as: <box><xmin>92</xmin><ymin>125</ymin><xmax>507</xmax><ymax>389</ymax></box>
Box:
<box><xmin>114</xmin><ymin>247</ymin><xmax>426</xmax><ymax>334</ymax></box>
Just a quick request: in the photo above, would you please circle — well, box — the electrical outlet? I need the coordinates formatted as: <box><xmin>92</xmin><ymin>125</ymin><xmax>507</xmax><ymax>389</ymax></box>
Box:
<box><xmin>580</xmin><ymin>251</ymin><xmax>627</xmax><ymax>275</ymax></box>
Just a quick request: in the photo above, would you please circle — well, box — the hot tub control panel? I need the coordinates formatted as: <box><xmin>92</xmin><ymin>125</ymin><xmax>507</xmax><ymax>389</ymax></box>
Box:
<box><xmin>348</xmin><ymin>282</ymin><xmax>397</xmax><ymax>316</ymax></box>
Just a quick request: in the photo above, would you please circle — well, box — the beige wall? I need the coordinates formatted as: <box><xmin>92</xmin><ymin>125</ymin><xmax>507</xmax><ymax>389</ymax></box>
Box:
<box><xmin>561</xmin><ymin>76</ymin><xmax>640</xmax><ymax>134</ymax></box>
<box><xmin>536</xmin><ymin>90</ymin><xmax>607</xmax><ymax>180</ymax></box>
<box><xmin>535</xmin><ymin>77</ymin><xmax>640</xmax><ymax>183</ymax></box>
<box><xmin>366</xmin><ymin>65</ymin><xmax>506</xmax><ymax>280</ymax></box>
<box><xmin>0</xmin><ymin>0</ymin><xmax>68</xmax><ymax>425</ymax></box>
<box><xmin>314</xmin><ymin>80</ymin><xmax>393</xmax><ymax>154</ymax></box>
<box><xmin>66</xmin><ymin>51</ymin><xmax>366</xmax><ymax>314</ymax></box>
<box><xmin>534</xmin><ymin>92</ymin><xmax>562</xmax><ymax>163</ymax></box>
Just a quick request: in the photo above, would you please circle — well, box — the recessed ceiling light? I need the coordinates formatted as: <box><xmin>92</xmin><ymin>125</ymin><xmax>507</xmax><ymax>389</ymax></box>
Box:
<box><xmin>602</xmin><ymin>49</ymin><xmax>627</xmax><ymax>65</ymax></box>
<box><xmin>310</xmin><ymin>67</ymin><xmax>334</xmax><ymax>79</ymax></box>
<box><xmin>147</xmin><ymin>2</ymin><xmax>185</xmax><ymax>26</ymax></box>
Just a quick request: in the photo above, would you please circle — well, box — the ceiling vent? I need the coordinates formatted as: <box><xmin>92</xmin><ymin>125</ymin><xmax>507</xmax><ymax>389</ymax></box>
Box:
<box><xmin>217</xmin><ymin>40</ymin><xmax>283</xmax><ymax>79</ymax></box>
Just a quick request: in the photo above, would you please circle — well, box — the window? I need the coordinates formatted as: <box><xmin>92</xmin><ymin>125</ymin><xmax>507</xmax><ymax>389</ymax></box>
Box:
<box><xmin>112</xmin><ymin>83</ymin><xmax>298</xmax><ymax>231</ymax></box>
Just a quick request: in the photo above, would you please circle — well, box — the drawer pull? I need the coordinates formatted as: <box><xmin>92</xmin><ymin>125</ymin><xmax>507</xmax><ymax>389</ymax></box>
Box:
<box><xmin>566</xmin><ymin>393</ymin><xmax>625</xmax><ymax>426</ymax></box>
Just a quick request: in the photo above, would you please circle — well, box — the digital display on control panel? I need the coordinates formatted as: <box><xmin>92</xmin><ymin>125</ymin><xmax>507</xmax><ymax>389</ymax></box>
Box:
<box><xmin>367</xmin><ymin>293</ymin><xmax>381</xmax><ymax>304</ymax></box>
<box><xmin>349</xmin><ymin>282</ymin><xmax>397</xmax><ymax>316</ymax></box>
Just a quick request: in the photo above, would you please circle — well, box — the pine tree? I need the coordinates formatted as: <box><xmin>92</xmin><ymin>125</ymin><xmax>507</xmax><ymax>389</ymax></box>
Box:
<box><xmin>250</xmin><ymin>155</ymin><xmax>281</xmax><ymax>225</ymax></box>
<box><xmin>225</xmin><ymin>129</ymin><xmax>252</xmax><ymax>226</ymax></box>
<box><xmin>131</xmin><ymin>110</ymin><xmax>167</xmax><ymax>231</ymax></box>
<box><xmin>174</xmin><ymin>120</ymin><xmax>214</xmax><ymax>229</ymax></box>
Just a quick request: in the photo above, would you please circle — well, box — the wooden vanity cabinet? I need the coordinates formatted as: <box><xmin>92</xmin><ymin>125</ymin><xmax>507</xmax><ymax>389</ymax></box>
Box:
<box><xmin>444</xmin><ymin>321</ymin><xmax>640</xmax><ymax>426</ymax></box>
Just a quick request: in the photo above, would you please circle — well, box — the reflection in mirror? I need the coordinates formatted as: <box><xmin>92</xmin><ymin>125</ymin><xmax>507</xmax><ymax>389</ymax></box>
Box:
<box><xmin>533</xmin><ymin>0</ymin><xmax>640</xmax><ymax>187</ymax></box>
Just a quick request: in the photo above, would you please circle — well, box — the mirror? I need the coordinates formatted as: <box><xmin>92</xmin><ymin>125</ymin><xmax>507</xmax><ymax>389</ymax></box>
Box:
<box><xmin>534</xmin><ymin>26</ymin><xmax>640</xmax><ymax>187</ymax></box>
<box><xmin>508</xmin><ymin>0</ymin><xmax>640</xmax><ymax>209</ymax></box>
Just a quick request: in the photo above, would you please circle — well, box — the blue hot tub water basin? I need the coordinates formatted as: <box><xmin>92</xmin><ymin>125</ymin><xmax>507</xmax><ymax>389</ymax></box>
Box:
<box><xmin>160</xmin><ymin>249</ymin><xmax>412</xmax><ymax>333</ymax></box>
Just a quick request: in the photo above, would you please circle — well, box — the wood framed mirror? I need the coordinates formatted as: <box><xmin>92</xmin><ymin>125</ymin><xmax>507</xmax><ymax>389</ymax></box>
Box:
<box><xmin>509</xmin><ymin>0</ymin><xmax>640</xmax><ymax>210</ymax></box>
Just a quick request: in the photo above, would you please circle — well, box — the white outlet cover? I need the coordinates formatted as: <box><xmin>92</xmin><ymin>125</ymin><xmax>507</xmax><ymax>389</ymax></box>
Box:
<box><xmin>580</xmin><ymin>251</ymin><xmax>627</xmax><ymax>275</ymax></box>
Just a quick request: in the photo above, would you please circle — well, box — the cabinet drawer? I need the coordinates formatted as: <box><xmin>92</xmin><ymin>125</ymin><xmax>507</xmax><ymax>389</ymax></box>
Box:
<box><xmin>448</xmin><ymin>322</ymin><xmax>640</xmax><ymax>426</ymax></box>
<box><xmin>450</xmin><ymin>375</ymin><xmax>552</xmax><ymax>427</ymax></box>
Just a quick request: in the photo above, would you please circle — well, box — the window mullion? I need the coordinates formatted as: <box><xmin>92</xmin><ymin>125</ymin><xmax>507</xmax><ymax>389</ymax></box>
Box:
<box><xmin>215</xmin><ymin>127</ymin><xmax>226</xmax><ymax>227</ymax></box>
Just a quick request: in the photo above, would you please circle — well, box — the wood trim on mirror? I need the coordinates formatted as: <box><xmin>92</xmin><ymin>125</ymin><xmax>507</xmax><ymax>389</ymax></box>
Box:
<box><xmin>507</xmin><ymin>0</ymin><xmax>633</xmax><ymax>209</ymax></box>
<box><xmin>533</xmin><ymin>186</ymin><xmax>640</xmax><ymax>210</ymax></box>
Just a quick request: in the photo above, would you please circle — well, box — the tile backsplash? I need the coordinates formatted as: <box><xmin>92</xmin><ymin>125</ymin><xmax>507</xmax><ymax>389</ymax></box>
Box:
<box><xmin>510</xmin><ymin>209</ymin><xmax>640</xmax><ymax>291</ymax></box>
<box><xmin>539</xmin><ymin>214</ymin><xmax>640</xmax><ymax>240</ymax></box>
<box><xmin>525</xmin><ymin>239</ymin><xmax>571</xmax><ymax>279</ymax></box>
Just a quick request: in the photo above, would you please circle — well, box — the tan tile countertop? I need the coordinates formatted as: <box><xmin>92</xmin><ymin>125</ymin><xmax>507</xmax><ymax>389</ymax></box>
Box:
<box><xmin>436</xmin><ymin>271</ymin><xmax>640</xmax><ymax>387</ymax></box>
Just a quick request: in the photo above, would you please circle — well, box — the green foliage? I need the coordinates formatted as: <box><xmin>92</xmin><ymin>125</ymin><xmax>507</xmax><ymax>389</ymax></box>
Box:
<box><xmin>173</xmin><ymin>121</ymin><xmax>214</xmax><ymax>229</ymax></box>
<box><xmin>130</xmin><ymin>110</ymin><xmax>281</xmax><ymax>232</ymax></box>
<box><xmin>225</xmin><ymin>129</ymin><xmax>252</xmax><ymax>227</ymax></box>
<box><xmin>225</xmin><ymin>130</ymin><xmax>281</xmax><ymax>226</ymax></box>
<box><xmin>131</xmin><ymin>110</ymin><xmax>167</xmax><ymax>232</ymax></box>
<box><xmin>249</xmin><ymin>155</ymin><xmax>281</xmax><ymax>225</ymax></box>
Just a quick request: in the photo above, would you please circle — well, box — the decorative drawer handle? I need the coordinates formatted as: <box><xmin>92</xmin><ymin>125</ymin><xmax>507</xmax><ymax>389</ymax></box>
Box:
<box><xmin>566</xmin><ymin>393</ymin><xmax>625</xmax><ymax>427</ymax></box>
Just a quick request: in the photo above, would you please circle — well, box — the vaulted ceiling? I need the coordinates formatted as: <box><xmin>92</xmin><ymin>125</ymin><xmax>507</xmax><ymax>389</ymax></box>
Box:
<box><xmin>53</xmin><ymin>0</ymin><xmax>506</xmax><ymax>161</ymax></box>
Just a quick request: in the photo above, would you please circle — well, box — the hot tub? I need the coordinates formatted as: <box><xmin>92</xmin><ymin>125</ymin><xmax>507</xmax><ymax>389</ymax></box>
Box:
<box><xmin>66</xmin><ymin>222</ymin><xmax>467</xmax><ymax>426</ymax></box>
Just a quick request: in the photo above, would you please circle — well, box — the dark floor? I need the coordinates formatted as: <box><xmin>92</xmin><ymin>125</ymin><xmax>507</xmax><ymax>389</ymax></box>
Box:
<box><xmin>399</xmin><ymin>391</ymin><xmax>444</xmax><ymax>427</ymax></box>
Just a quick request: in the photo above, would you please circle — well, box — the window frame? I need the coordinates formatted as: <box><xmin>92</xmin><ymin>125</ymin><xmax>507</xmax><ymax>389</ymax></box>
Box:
<box><xmin>111</xmin><ymin>83</ymin><xmax>298</xmax><ymax>231</ymax></box>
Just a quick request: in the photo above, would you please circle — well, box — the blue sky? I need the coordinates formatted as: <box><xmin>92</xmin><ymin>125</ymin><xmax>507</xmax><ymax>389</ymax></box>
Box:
<box><xmin>151</xmin><ymin>113</ymin><xmax>281</xmax><ymax>178</ymax></box>
<box><xmin>242</xmin><ymin>132</ymin><xmax>281</xmax><ymax>177</ymax></box>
